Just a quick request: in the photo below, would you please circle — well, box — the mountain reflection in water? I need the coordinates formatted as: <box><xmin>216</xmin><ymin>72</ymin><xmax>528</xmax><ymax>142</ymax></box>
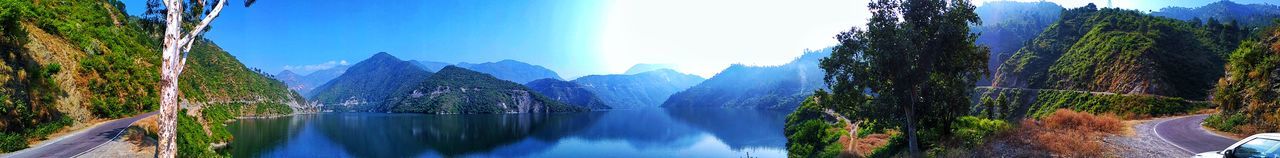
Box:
<box><xmin>226</xmin><ymin>108</ymin><xmax>789</xmax><ymax>157</ymax></box>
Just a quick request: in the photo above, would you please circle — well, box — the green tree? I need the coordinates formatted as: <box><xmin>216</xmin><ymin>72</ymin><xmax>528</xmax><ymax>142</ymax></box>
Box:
<box><xmin>819</xmin><ymin>0</ymin><xmax>988</xmax><ymax>156</ymax></box>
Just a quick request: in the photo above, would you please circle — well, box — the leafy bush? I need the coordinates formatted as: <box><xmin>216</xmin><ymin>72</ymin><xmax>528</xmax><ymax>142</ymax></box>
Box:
<box><xmin>1205</xmin><ymin>113</ymin><xmax>1247</xmax><ymax>132</ymax></box>
<box><xmin>784</xmin><ymin>95</ymin><xmax>847</xmax><ymax>158</ymax></box>
<box><xmin>951</xmin><ymin>116</ymin><xmax>1011</xmax><ymax>146</ymax></box>
<box><xmin>177</xmin><ymin>111</ymin><xmax>219</xmax><ymax>158</ymax></box>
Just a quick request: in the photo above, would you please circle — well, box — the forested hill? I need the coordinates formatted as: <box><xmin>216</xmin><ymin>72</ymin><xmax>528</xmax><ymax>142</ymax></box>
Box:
<box><xmin>310</xmin><ymin>52</ymin><xmax>433</xmax><ymax>112</ymax></box>
<box><xmin>992</xmin><ymin>5</ymin><xmax>1249</xmax><ymax>100</ymax></box>
<box><xmin>0</xmin><ymin>0</ymin><xmax>303</xmax><ymax>152</ymax></box>
<box><xmin>572</xmin><ymin>69</ymin><xmax>705</xmax><ymax>109</ymax></box>
<box><xmin>1152</xmin><ymin>1</ymin><xmax>1280</xmax><ymax>28</ymax></box>
<box><xmin>384</xmin><ymin>66</ymin><xmax>587</xmax><ymax>114</ymax></box>
<box><xmin>973</xmin><ymin>1</ymin><xmax>1063</xmax><ymax>85</ymax></box>
<box><xmin>179</xmin><ymin>39</ymin><xmax>306</xmax><ymax>112</ymax></box>
<box><xmin>525</xmin><ymin>78</ymin><xmax>611</xmax><ymax>110</ymax></box>
<box><xmin>662</xmin><ymin>49</ymin><xmax>829</xmax><ymax>110</ymax></box>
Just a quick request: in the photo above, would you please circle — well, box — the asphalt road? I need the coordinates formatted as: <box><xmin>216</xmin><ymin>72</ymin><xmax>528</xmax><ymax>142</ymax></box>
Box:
<box><xmin>3</xmin><ymin>111</ymin><xmax>156</xmax><ymax>158</ymax></box>
<box><xmin>1154</xmin><ymin>114</ymin><xmax>1239</xmax><ymax>154</ymax></box>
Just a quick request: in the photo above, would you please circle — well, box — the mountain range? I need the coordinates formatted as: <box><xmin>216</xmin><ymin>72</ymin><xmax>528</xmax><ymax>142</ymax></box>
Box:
<box><xmin>572</xmin><ymin>69</ymin><xmax>706</xmax><ymax>109</ymax></box>
<box><xmin>662</xmin><ymin>49</ymin><xmax>829</xmax><ymax>110</ymax></box>
<box><xmin>458</xmin><ymin>60</ymin><xmax>563</xmax><ymax>84</ymax></box>
<box><xmin>309</xmin><ymin>52</ymin><xmax>435</xmax><ymax>112</ymax></box>
<box><xmin>1152</xmin><ymin>1</ymin><xmax>1280</xmax><ymax>28</ymax></box>
<box><xmin>384</xmin><ymin>66</ymin><xmax>587</xmax><ymax>114</ymax></box>
<box><xmin>274</xmin><ymin>65</ymin><xmax>349</xmax><ymax>96</ymax></box>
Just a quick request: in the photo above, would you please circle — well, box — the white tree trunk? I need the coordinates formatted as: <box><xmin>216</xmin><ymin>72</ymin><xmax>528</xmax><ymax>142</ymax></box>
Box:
<box><xmin>158</xmin><ymin>0</ymin><xmax>225</xmax><ymax>157</ymax></box>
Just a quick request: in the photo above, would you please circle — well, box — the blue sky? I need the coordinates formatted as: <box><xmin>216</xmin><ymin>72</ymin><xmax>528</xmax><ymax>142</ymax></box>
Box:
<box><xmin>122</xmin><ymin>0</ymin><xmax>1280</xmax><ymax>79</ymax></box>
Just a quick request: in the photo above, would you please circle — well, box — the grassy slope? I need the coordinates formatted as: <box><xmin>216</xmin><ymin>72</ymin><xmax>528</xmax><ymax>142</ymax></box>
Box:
<box><xmin>993</xmin><ymin>7</ymin><xmax>1243</xmax><ymax>100</ymax></box>
<box><xmin>1205</xmin><ymin>26</ymin><xmax>1280</xmax><ymax>133</ymax></box>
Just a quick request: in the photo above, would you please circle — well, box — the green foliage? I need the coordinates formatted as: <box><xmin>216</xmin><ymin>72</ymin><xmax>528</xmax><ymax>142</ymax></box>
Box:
<box><xmin>178</xmin><ymin>40</ymin><xmax>299</xmax><ymax>104</ymax></box>
<box><xmin>178</xmin><ymin>111</ymin><xmax>220</xmax><ymax>158</ymax></box>
<box><xmin>820</xmin><ymin>0</ymin><xmax>988</xmax><ymax>155</ymax></box>
<box><xmin>0</xmin><ymin>116</ymin><xmax>70</xmax><ymax>152</ymax></box>
<box><xmin>784</xmin><ymin>95</ymin><xmax>845</xmax><ymax>158</ymax></box>
<box><xmin>994</xmin><ymin>6</ymin><xmax>1246</xmax><ymax>100</ymax></box>
<box><xmin>950</xmin><ymin>116</ymin><xmax>1010</xmax><ymax>146</ymax></box>
<box><xmin>975</xmin><ymin>88</ymin><xmax>1209</xmax><ymax>120</ymax></box>
<box><xmin>0</xmin><ymin>39</ymin><xmax>70</xmax><ymax>152</ymax></box>
<box><xmin>1209</xmin><ymin>27</ymin><xmax>1280</xmax><ymax>132</ymax></box>
<box><xmin>1026</xmin><ymin>90</ymin><xmax>1208</xmax><ymax>118</ymax></box>
<box><xmin>1205</xmin><ymin>113</ymin><xmax>1247</xmax><ymax>132</ymax></box>
<box><xmin>865</xmin><ymin>135</ymin><xmax>905</xmax><ymax>158</ymax></box>
<box><xmin>973</xmin><ymin>1</ymin><xmax>1063</xmax><ymax>85</ymax></box>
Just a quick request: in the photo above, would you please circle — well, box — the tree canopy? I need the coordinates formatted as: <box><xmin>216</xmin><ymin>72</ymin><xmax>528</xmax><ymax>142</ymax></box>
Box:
<box><xmin>820</xmin><ymin>0</ymin><xmax>988</xmax><ymax>156</ymax></box>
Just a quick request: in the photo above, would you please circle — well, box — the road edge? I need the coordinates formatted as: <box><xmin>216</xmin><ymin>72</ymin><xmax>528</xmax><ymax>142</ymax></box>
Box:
<box><xmin>72</xmin><ymin>113</ymin><xmax>153</xmax><ymax>157</ymax></box>
<box><xmin>1152</xmin><ymin>116</ymin><xmax>1196</xmax><ymax>155</ymax></box>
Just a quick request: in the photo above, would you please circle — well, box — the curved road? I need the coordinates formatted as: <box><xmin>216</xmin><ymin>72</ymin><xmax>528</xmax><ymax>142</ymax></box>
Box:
<box><xmin>1154</xmin><ymin>114</ymin><xmax>1238</xmax><ymax>154</ymax></box>
<box><xmin>3</xmin><ymin>111</ymin><xmax>156</xmax><ymax>158</ymax></box>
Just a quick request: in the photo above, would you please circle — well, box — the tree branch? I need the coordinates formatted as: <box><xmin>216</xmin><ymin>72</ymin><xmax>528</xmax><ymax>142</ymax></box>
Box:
<box><xmin>179</xmin><ymin>0</ymin><xmax>226</xmax><ymax>54</ymax></box>
<box><xmin>176</xmin><ymin>0</ymin><xmax>226</xmax><ymax>74</ymax></box>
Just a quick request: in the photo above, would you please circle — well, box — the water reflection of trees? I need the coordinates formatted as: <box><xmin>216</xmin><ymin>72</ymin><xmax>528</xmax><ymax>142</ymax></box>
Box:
<box><xmin>313</xmin><ymin>113</ymin><xmax>601</xmax><ymax>157</ymax></box>
<box><xmin>225</xmin><ymin>115</ymin><xmax>309</xmax><ymax>157</ymax></box>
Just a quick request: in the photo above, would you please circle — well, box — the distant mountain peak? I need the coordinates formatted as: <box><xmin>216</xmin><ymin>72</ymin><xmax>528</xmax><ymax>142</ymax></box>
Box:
<box><xmin>369</xmin><ymin>52</ymin><xmax>399</xmax><ymax>61</ymax></box>
<box><xmin>624</xmin><ymin>63</ymin><xmax>676</xmax><ymax>75</ymax></box>
<box><xmin>437</xmin><ymin>65</ymin><xmax>471</xmax><ymax>74</ymax></box>
<box><xmin>456</xmin><ymin>59</ymin><xmax>562</xmax><ymax>84</ymax></box>
<box><xmin>277</xmin><ymin>70</ymin><xmax>298</xmax><ymax>77</ymax></box>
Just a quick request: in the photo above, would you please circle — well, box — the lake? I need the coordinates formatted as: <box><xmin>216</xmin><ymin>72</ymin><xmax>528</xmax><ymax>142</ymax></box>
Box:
<box><xmin>225</xmin><ymin>108</ymin><xmax>790</xmax><ymax>158</ymax></box>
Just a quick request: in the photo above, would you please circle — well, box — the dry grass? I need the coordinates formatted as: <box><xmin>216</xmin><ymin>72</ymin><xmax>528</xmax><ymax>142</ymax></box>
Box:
<box><xmin>851</xmin><ymin>134</ymin><xmax>890</xmax><ymax>155</ymax></box>
<box><xmin>134</xmin><ymin>115</ymin><xmax>159</xmax><ymax>136</ymax></box>
<box><xmin>1009</xmin><ymin>109</ymin><xmax>1126</xmax><ymax>157</ymax></box>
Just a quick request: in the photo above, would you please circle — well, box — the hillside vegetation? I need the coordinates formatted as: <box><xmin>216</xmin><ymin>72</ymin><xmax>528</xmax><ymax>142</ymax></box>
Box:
<box><xmin>972</xmin><ymin>1</ymin><xmax>1063</xmax><ymax>85</ymax></box>
<box><xmin>993</xmin><ymin>5</ymin><xmax>1249</xmax><ymax>100</ymax></box>
<box><xmin>310</xmin><ymin>52</ymin><xmax>433</xmax><ymax>112</ymax></box>
<box><xmin>1206</xmin><ymin>25</ymin><xmax>1280</xmax><ymax>134</ymax></box>
<box><xmin>973</xmin><ymin>87</ymin><xmax>1209</xmax><ymax>121</ymax></box>
<box><xmin>1152</xmin><ymin>1</ymin><xmax>1280</xmax><ymax>28</ymax></box>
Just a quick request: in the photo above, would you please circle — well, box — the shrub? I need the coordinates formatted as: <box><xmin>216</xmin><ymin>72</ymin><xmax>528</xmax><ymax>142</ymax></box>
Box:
<box><xmin>1011</xmin><ymin>109</ymin><xmax>1124</xmax><ymax>157</ymax></box>
<box><xmin>951</xmin><ymin>116</ymin><xmax>1011</xmax><ymax>146</ymax></box>
<box><xmin>785</xmin><ymin>95</ymin><xmax>848</xmax><ymax>158</ymax></box>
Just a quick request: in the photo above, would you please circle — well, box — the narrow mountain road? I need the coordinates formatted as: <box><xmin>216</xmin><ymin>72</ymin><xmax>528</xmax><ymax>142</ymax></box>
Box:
<box><xmin>3</xmin><ymin>111</ymin><xmax>156</xmax><ymax>158</ymax></box>
<box><xmin>1154</xmin><ymin>114</ymin><xmax>1238</xmax><ymax>154</ymax></box>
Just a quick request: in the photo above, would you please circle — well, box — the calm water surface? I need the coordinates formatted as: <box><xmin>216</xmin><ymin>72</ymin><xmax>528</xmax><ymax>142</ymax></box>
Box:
<box><xmin>226</xmin><ymin>108</ymin><xmax>789</xmax><ymax>158</ymax></box>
